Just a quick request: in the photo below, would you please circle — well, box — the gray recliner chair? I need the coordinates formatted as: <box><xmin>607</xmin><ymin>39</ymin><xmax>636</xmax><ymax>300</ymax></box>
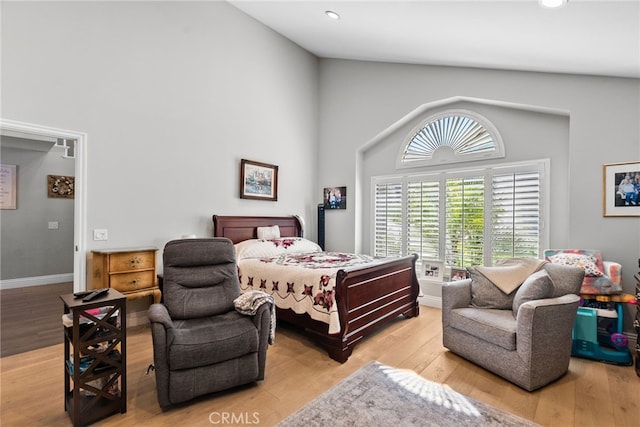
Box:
<box><xmin>148</xmin><ymin>238</ymin><xmax>271</xmax><ymax>410</ymax></box>
<box><xmin>442</xmin><ymin>262</ymin><xmax>584</xmax><ymax>391</ymax></box>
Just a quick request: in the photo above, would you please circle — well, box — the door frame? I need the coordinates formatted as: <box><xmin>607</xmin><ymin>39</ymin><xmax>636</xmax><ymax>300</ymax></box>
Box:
<box><xmin>0</xmin><ymin>118</ymin><xmax>87</xmax><ymax>292</ymax></box>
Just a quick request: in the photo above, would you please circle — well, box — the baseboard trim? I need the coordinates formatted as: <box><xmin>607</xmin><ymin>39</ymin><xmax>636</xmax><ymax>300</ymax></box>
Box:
<box><xmin>0</xmin><ymin>273</ymin><xmax>74</xmax><ymax>290</ymax></box>
<box><xmin>418</xmin><ymin>295</ymin><xmax>442</xmax><ymax>308</ymax></box>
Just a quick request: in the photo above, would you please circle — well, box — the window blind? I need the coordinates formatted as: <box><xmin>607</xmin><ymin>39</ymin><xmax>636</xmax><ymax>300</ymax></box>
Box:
<box><xmin>445</xmin><ymin>176</ymin><xmax>485</xmax><ymax>267</ymax></box>
<box><xmin>491</xmin><ymin>171</ymin><xmax>540</xmax><ymax>261</ymax></box>
<box><xmin>374</xmin><ymin>182</ymin><xmax>403</xmax><ymax>257</ymax></box>
<box><xmin>407</xmin><ymin>180</ymin><xmax>440</xmax><ymax>261</ymax></box>
<box><xmin>372</xmin><ymin>160</ymin><xmax>546</xmax><ymax>268</ymax></box>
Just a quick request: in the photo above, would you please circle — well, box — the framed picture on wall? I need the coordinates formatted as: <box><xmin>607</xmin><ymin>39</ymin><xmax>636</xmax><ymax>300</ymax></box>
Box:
<box><xmin>603</xmin><ymin>161</ymin><xmax>640</xmax><ymax>217</ymax></box>
<box><xmin>47</xmin><ymin>175</ymin><xmax>75</xmax><ymax>199</ymax></box>
<box><xmin>323</xmin><ymin>186</ymin><xmax>347</xmax><ymax>209</ymax></box>
<box><xmin>240</xmin><ymin>159</ymin><xmax>278</xmax><ymax>201</ymax></box>
<box><xmin>0</xmin><ymin>164</ymin><xmax>17</xmax><ymax>209</ymax></box>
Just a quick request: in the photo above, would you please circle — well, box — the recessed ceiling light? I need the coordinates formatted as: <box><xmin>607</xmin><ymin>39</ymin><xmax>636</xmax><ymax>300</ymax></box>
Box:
<box><xmin>539</xmin><ymin>0</ymin><xmax>567</xmax><ymax>8</ymax></box>
<box><xmin>325</xmin><ymin>10</ymin><xmax>340</xmax><ymax>20</ymax></box>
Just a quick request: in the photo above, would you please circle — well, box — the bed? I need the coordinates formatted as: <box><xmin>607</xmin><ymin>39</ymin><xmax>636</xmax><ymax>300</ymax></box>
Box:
<box><xmin>213</xmin><ymin>214</ymin><xmax>420</xmax><ymax>363</ymax></box>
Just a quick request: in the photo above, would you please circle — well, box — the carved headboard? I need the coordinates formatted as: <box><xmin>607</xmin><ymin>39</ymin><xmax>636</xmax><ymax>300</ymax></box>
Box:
<box><xmin>212</xmin><ymin>215</ymin><xmax>303</xmax><ymax>244</ymax></box>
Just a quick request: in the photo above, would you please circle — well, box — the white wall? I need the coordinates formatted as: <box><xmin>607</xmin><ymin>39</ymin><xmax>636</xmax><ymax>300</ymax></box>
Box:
<box><xmin>0</xmin><ymin>140</ymin><xmax>75</xmax><ymax>280</ymax></box>
<box><xmin>317</xmin><ymin>60</ymin><xmax>640</xmax><ymax>306</ymax></box>
<box><xmin>1</xmin><ymin>1</ymin><xmax>319</xmax><ymax>270</ymax></box>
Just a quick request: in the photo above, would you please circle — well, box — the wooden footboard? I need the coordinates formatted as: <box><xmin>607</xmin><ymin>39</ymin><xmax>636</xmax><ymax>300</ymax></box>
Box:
<box><xmin>327</xmin><ymin>254</ymin><xmax>420</xmax><ymax>362</ymax></box>
<box><xmin>213</xmin><ymin>215</ymin><xmax>420</xmax><ymax>362</ymax></box>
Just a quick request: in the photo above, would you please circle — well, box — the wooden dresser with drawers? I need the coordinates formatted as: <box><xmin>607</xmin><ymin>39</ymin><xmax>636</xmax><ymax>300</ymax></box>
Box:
<box><xmin>89</xmin><ymin>247</ymin><xmax>161</xmax><ymax>303</ymax></box>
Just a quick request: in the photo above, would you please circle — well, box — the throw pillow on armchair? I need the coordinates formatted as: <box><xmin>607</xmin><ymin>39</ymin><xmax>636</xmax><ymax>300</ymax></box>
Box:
<box><xmin>544</xmin><ymin>249</ymin><xmax>622</xmax><ymax>295</ymax></box>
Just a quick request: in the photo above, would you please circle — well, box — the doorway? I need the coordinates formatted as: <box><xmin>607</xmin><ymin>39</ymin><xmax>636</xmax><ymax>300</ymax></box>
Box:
<box><xmin>0</xmin><ymin>118</ymin><xmax>87</xmax><ymax>292</ymax></box>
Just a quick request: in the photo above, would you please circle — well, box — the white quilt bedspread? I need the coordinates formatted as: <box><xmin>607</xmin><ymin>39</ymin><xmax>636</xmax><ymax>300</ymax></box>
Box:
<box><xmin>237</xmin><ymin>252</ymin><xmax>374</xmax><ymax>334</ymax></box>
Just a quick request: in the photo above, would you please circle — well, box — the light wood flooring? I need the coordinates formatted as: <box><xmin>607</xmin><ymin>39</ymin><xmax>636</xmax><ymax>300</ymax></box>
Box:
<box><xmin>1</xmin><ymin>305</ymin><xmax>639</xmax><ymax>426</ymax></box>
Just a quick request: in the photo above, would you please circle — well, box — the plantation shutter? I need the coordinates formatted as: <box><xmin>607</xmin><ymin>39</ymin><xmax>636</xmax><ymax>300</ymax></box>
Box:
<box><xmin>445</xmin><ymin>176</ymin><xmax>485</xmax><ymax>267</ymax></box>
<box><xmin>407</xmin><ymin>180</ymin><xmax>440</xmax><ymax>262</ymax></box>
<box><xmin>491</xmin><ymin>171</ymin><xmax>541</xmax><ymax>261</ymax></box>
<box><xmin>374</xmin><ymin>181</ymin><xmax>403</xmax><ymax>257</ymax></box>
<box><xmin>372</xmin><ymin>160</ymin><xmax>546</xmax><ymax>268</ymax></box>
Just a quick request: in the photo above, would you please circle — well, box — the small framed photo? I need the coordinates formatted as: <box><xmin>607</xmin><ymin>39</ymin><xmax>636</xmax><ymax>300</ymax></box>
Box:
<box><xmin>240</xmin><ymin>159</ymin><xmax>278</xmax><ymax>201</ymax></box>
<box><xmin>423</xmin><ymin>260</ymin><xmax>444</xmax><ymax>282</ymax></box>
<box><xmin>450</xmin><ymin>267</ymin><xmax>470</xmax><ymax>281</ymax></box>
<box><xmin>603</xmin><ymin>161</ymin><xmax>640</xmax><ymax>217</ymax></box>
<box><xmin>323</xmin><ymin>186</ymin><xmax>347</xmax><ymax>209</ymax></box>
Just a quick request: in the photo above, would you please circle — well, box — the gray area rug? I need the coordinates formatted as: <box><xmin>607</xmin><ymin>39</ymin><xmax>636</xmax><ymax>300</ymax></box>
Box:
<box><xmin>276</xmin><ymin>361</ymin><xmax>539</xmax><ymax>427</ymax></box>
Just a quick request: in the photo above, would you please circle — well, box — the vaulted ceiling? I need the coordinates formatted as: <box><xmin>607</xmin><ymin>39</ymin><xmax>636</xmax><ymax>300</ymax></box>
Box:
<box><xmin>229</xmin><ymin>0</ymin><xmax>640</xmax><ymax>79</ymax></box>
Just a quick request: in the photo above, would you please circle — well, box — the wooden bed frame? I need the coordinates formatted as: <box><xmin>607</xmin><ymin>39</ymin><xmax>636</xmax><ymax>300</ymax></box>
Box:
<box><xmin>213</xmin><ymin>214</ymin><xmax>420</xmax><ymax>363</ymax></box>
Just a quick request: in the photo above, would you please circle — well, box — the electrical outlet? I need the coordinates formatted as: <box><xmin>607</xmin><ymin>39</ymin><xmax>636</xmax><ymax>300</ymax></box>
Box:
<box><xmin>93</xmin><ymin>229</ymin><xmax>108</xmax><ymax>241</ymax></box>
<box><xmin>48</xmin><ymin>221</ymin><xmax>59</xmax><ymax>230</ymax></box>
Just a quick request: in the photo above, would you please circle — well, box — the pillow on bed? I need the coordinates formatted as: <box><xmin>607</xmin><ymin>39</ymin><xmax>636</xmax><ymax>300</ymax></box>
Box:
<box><xmin>257</xmin><ymin>225</ymin><xmax>280</xmax><ymax>240</ymax></box>
<box><xmin>235</xmin><ymin>237</ymin><xmax>322</xmax><ymax>260</ymax></box>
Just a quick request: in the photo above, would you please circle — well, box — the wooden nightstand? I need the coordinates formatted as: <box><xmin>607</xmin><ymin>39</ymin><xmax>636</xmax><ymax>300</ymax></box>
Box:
<box><xmin>89</xmin><ymin>247</ymin><xmax>161</xmax><ymax>303</ymax></box>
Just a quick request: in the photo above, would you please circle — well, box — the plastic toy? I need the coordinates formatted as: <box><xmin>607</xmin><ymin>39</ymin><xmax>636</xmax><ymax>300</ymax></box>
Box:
<box><xmin>572</xmin><ymin>294</ymin><xmax>634</xmax><ymax>365</ymax></box>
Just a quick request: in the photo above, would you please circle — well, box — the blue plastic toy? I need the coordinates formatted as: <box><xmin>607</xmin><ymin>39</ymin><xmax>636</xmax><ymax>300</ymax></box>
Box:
<box><xmin>572</xmin><ymin>298</ymin><xmax>633</xmax><ymax>365</ymax></box>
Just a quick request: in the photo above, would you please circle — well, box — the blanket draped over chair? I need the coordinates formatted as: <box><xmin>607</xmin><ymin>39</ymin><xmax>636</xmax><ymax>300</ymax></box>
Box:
<box><xmin>234</xmin><ymin>290</ymin><xmax>276</xmax><ymax>344</ymax></box>
<box><xmin>476</xmin><ymin>258</ymin><xmax>546</xmax><ymax>294</ymax></box>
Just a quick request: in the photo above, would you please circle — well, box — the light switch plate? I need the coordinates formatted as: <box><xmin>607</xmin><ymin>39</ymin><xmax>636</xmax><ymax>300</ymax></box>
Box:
<box><xmin>93</xmin><ymin>229</ymin><xmax>108</xmax><ymax>241</ymax></box>
<box><xmin>48</xmin><ymin>221</ymin><xmax>59</xmax><ymax>229</ymax></box>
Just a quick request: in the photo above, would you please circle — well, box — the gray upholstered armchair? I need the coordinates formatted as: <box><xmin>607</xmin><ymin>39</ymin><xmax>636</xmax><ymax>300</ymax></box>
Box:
<box><xmin>442</xmin><ymin>261</ymin><xmax>584</xmax><ymax>391</ymax></box>
<box><xmin>148</xmin><ymin>238</ymin><xmax>271</xmax><ymax>410</ymax></box>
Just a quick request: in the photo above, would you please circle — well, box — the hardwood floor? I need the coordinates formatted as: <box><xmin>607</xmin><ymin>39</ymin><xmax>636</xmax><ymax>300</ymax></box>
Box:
<box><xmin>1</xmin><ymin>305</ymin><xmax>638</xmax><ymax>426</ymax></box>
<box><xmin>0</xmin><ymin>282</ymin><xmax>73</xmax><ymax>357</ymax></box>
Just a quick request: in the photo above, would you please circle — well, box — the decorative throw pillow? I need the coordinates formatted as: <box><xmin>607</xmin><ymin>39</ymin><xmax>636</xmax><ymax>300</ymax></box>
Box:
<box><xmin>548</xmin><ymin>253</ymin><xmax>603</xmax><ymax>277</ymax></box>
<box><xmin>257</xmin><ymin>225</ymin><xmax>280</xmax><ymax>240</ymax></box>
<box><xmin>469</xmin><ymin>267</ymin><xmax>514</xmax><ymax>309</ymax></box>
<box><xmin>512</xmin><ymin>269</ymin><xmax>554</xmax><ymax>318</ymax></box>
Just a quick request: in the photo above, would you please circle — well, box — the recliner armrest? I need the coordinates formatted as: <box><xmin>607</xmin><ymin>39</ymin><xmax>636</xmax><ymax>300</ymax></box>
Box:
<box><xmin>148</xmin><ymin>303</ymin><xmax>174</xmax><ymax>329</ymax></box>
<box><xmin>250</xmin><ymin>303</ymin><xmax>271</xmax><ymax>329</ymax></box>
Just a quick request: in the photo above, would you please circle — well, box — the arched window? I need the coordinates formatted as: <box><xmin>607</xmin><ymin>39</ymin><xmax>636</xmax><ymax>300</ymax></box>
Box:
<box><xmin>377</xmin><ymin>109</ymin><xmax>546</xmax><ymax>272</ymax></box>
<box><xmin>398</xmin><ymin>110</ymin><xmax>505</xmax><ymax>168</ymax></box>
